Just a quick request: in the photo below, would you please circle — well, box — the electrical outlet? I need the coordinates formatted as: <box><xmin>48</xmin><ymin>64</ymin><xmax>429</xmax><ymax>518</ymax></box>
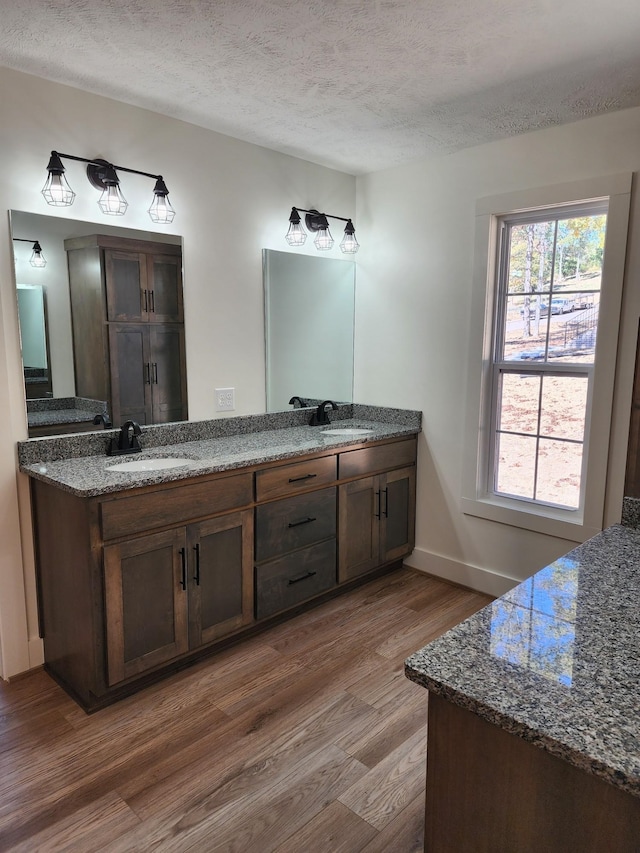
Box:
<box><xmin>215</xmin><ymin>387</ymin><xmax>235</xmax><ymax>412</ymax></box>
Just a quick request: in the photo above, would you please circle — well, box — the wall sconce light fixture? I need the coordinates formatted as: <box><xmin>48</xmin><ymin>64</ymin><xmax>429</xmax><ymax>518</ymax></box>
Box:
<box><xmin>42</xmin><ymin>151</ymin><xmax>175</xmax><ymax>224</ymax></box>
<box><xmin>285</xmin><ymin>207</ymin><xmax>360</xmax><ymax>254</ymax></box>
<box><xmin>13</xmin><ymin>237</ymin><xmax>46</xmax><ymax>268</ymax></box>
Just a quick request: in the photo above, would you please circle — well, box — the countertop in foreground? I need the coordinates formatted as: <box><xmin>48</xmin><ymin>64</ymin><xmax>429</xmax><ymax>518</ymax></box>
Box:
<box><xmin>405</xmin><ymin>524</ymin><xmax>640</xmax><ymax>798</ymax></box>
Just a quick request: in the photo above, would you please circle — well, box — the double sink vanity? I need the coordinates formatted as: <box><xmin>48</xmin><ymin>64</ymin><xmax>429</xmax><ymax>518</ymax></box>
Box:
<box><xmin>19</xmin><ymin>403</ymin><xmax>420</xmax><ymax>711</ymax></box>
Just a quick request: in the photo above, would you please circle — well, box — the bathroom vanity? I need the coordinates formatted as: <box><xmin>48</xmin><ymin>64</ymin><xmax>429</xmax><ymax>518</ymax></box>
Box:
<box><xmin>405</xmin><ymin>523</ymin><xmax>640</xmax><ymax>852</ymax></box>
<box><xmin>20</xmin><ymin>405</ymin><xmax>420</xmax><ymax>711</ymax></box>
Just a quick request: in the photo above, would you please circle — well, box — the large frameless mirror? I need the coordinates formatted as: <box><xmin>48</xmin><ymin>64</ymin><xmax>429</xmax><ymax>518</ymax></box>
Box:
<box><xmin>263</xmin><ymin>249</ymin><xmax>356</xmax><ymax>412</ymax></box>
<box><xmin>10</xmin><ymin>210</ymin><xmax>184</xmax><ymax>436</ymax></box>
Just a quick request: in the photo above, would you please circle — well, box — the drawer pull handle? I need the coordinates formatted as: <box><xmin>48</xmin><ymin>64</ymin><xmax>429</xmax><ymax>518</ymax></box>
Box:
<box><xmin>382</xmin><ymin>487</ymin><xmax>389</xmax><ymax>518</ymax></box>
<box><xmin>288</xmin><ymin>570</ymin><xmax>317</xmax><ymax>586</ymax></box>
<box><xmin>179</xmin><ymin>547</ymin><xmax>187</xmax><ymax>590</ymax></box>
<box><xmin>193</xmin><ymin>543</ymin><xmax>200</xmax><ymax>585</ymax></box>
<box><xmin>143</xmin><ymin>289</ymin><xmax>149</xmax><ymax>313</ymax></box>
<box><xmin>288</xmin><ymin>516</ymin><xmax>316</xmax><ymax>528</ymax></box>
<box><xmin>375</xmin><ymin>490</ymin><xmax>381</xmax><ymax>519</ymax></box>
<box><xmin>288</xmin><ymin>473</ymin><xmax>317</xmax><ymax>483</ymax></box>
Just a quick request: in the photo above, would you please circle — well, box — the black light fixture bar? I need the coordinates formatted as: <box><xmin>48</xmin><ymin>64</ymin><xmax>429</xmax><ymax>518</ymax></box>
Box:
<box><xmin>42</xmin><ymin>150</ymin><xmax>175</xmax><ymax>224</ymax></box>
<box><xmin>13</xmin><ymin>237</ymin><xmax>46</xmax><ymax>268</ymax></box>
<box><xmin>286</xmin><ymin>206</ymin><xmax>359</xmax><ymax>254</ymax></box>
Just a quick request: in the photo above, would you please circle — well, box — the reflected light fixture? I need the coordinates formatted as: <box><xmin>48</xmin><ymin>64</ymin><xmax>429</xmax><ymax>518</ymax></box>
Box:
<box><xmin>285</xmin><ymin>207</ymin><xmax>359</xmax><ymax>254</ymax></box>
<box><xmin>41</xmin><ymin>151</ymin><xmax>175</xmax><ymax>224</ymax></box>
<box><xmin>13</xmin><ymin>237</ymin><xmax>47</xmax><ymax>268</ymax></box>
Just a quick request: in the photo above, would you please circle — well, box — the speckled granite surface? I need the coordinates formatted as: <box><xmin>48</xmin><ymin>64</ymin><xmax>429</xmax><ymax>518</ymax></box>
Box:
<box><xmin>622</xmin><ymin>496</ymin><xmax>640</xmax><ymax>529</ymax></box>
<box><xmin>27</xmin><ymin>397</ymin><xmax>108</xmax><ymax>427</ymax></box>
<box><xmin>405</xmin><ymin>524</ymin><xmax>640</xmax><ymax>797</ymax></box>
<box><xmin>18</xmin><ymin>405</ymin><xmax>421</xmax><ymax>497</ymax></box>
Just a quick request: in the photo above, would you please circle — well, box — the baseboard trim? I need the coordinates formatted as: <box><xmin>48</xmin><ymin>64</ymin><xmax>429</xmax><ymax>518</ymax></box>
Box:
<box><xmin>404</xmin><ymin>547</ymin><xmax>520</xmax><ymax>597</ymax></box>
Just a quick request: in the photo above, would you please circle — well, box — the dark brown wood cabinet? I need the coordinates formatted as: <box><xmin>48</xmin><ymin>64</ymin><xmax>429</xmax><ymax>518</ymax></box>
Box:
<box><xmin>31</xmin><ymin>435</ymin><xmax>417</xmax><ymax>710</ymax></box>
<box><xmin>65</xmin><ymin>234</ymin><xmax>187</xmax><ymax>426</ymax></box>
<box><xmin>104</xmin><ymin>509</ymin><xmax>253</xmax><ymax>685</ymax></box>
<box><xmin>338</xmin><ymin>442</ymin><xmax>416</xmax><ymax>582</ymax></box>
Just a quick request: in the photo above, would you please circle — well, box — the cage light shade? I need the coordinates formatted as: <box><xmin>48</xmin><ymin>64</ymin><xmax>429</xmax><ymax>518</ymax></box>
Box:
<box><xmin>98</xmin><ymin>183</ymin><xmax>128</xmax><ymax>216</ymax></box>
<box><xmin>42</xmin><ymin>171</ymin><xmax>76</xmax><ymax>206</ymax></box>
<box><xmin>285</xmin><ymin>208</ymin><xmax>307</xmax><ymax>246</ymax></box>
<box><xmin>314</xmin><ymin>224</ymin><xmax>334</xmax><ymax>250</ymax></box>
<box><xmin>29</xmin><ymin>241</ymin><xmax>46</xmax><ymax>268</ymax></box>
<box><xmin>148</xmin><ymin>177</ymin><xmax>175</xmax><ymax>224</ymax></box>
<box><xmin>340</xmin><ymin>220</ymin><xmax>359</xmax><ymax>254</ymax></box>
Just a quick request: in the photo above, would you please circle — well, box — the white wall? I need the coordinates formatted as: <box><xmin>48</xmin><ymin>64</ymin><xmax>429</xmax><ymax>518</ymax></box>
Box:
<box><xmin>355</xmin><ymin>107</ymin><xmax>640</xmax><ymax>595</ymax></box>
<box><xmin>0</xmin><ymin>67</ymin><xmax>356</xmax><ymax>678</ymax></box>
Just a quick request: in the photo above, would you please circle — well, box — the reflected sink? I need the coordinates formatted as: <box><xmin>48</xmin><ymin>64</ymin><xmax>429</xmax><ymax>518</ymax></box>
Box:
<box><xmin>107</xmin><ymin>457</ymin><xmax>192</xmax><ymax>473</ymax></box>
<box><xmin>321</xmin><ymin>428</ymin><xmax>373</xmax><ymax>437</ymax></box>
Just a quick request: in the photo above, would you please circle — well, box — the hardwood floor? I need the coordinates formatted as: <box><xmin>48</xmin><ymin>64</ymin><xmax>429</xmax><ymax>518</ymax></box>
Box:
<box><xmin>0</xmin><ymin>568</ymin><xmax>491</xmax><ymax>852</ymax></box>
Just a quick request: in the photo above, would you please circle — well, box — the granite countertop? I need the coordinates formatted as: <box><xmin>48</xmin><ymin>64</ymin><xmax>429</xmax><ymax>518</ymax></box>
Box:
<box><xmin>18</xmin><ymin>405</ymin><xmax>421</xmax><ymax>498</ymax></box>
<box><xmin>28</xmin><ymin>408</ymin><xmax>99</xmax><ymax>427</ymax></box>
<box><xmin>405</xmin><ymin>524</ymin><xmax>640</xmax><ymax>798</ymax></box>
<box><xmin>27</xmin><ymin>397</ymin><xmax>108</xmax><ymax>428</ymax></box>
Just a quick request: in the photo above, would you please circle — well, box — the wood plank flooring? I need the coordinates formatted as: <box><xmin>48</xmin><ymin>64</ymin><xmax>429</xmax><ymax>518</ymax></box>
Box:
<box><xmin>0</xmin><ymin>568</ymin><xmax>491</xmax><ymax>852</ymax></box>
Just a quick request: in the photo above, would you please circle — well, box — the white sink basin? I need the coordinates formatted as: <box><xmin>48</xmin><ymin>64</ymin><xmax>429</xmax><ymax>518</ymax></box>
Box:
<box><xmin>107</xmin><ymin>457</ymin><xmax>192</xmax><ymax>473</ymax></box>
<box><xmin>322</xmin><ymin>428</ymin><xmax>373</xmax><ymax>437</ymax></box>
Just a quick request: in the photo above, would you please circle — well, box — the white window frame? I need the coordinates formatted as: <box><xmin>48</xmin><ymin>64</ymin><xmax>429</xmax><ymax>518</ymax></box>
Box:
<box><xmin>462</xmin><ymin>174</ymin><xmax>631</xmax><ymax>542</ymax></box>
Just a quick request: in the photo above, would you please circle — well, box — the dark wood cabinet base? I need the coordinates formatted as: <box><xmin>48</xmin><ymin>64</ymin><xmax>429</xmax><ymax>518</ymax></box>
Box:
<box><xmin>425</xmin><ymin>693</ymin><xmax>640</xmax><ymax>853</ymax></box>
<box><xmin>46</xmin><ymin>559</ymin><xmax>402</xmax><ymax>713</ymax></box>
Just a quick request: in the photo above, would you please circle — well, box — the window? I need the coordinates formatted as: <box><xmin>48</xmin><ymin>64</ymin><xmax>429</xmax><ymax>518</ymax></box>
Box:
<box><xmin>463</xmin><ymin>175</ymin><xmax>631</xmax><ymax>540</ymax></box>
<box><xmin>491</xmin><ymin>204</ymin><xmax>607</xmax><ymax>511</ymax></box>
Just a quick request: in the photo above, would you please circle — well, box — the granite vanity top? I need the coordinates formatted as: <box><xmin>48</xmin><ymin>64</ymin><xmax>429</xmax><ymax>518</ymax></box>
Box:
<box><xmin>18</xmin><ymin>404</ymin><xmax>421</xmax><ymax>498</ymax></box>
<box><xmin>27</xmin><ymin>397</ymin><xmax>109</xmax><ymax>428</ymax></box>
<box><xmin>405</xmin><ymin>524</ymin><xmax>640</xmax><ymax>798</ymax></box>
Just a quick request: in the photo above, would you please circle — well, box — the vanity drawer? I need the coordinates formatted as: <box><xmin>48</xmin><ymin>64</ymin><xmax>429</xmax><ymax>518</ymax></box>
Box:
<box><xmin>255</xmin><ymin>455</ymin><xmax>336</xmax><ymax>501</ymax></box>
<box><xmin>255</xmin><ymin>487</ymin><xmax>336</xmax><ymax>562</ymax></box>
<box><xmin>255</xmin><ymin>539</ymin><xmax>336</xmax><ymax>620</ymax></box>
<box><xmin>339</xmin><ymin>437</ymin><xmax>416</xmax><ymax>479</ymax></box>
<box><xmin>100</xmin><ymin>472</ymin><xmax>253</xmax><ymax>540</ymax></box>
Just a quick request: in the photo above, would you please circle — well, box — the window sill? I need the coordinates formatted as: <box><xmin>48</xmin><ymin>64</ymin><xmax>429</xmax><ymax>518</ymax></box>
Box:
<box><xmin>461</xmin><ymin>495</ymin><xmax>601</xmax><ymax>543</ymax></box>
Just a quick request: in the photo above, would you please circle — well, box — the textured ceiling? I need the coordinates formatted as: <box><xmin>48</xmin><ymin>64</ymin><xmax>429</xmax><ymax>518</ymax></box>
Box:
<box><xmin>1</xmin><ymin>0</ymin><xmax>640</xmax><ymax>174</ymax></box>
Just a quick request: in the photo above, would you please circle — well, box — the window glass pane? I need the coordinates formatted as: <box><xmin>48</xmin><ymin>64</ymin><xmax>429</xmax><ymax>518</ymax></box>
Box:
<box><xmin>495</xmin><ymin>433</ymin><xmax>536</xmax><ymax>499</ymax></box>
<box><xmin>507</xmin><ymin>221</ymin><xmax>555</xmax><ymax>296</ymax></box>
<box><xmin>498</xmin><ymin>373</ymin><xmax>540</xmax><ymax>434</ymax></box>
<box><xmin>502</xmin><ymin>295</ymin><xmax>550</xmax><ymax>362</ymax></box>
<box><xmin>539</xmin><ymin>376</ymin><xmax>588</xmax><ymax>441</ymax></box>
<box><xmin>492</xmin><ymin>206</ymin><xmax>607</xmax><ymax>512</ymax></box>
<box><xmin>553</xmin><ymin>215</ymin><xmax>606</xmax><ymax>289</ymax></box>
<box><xmin>536</xmin><ymin>439</ymin><xmax>583</xmax><ymax>508</ymax></box>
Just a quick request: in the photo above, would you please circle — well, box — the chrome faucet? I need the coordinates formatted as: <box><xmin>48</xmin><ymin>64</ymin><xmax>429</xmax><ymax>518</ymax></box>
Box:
<box><xmin>309</xmin><ymin>400</ymin><xmax>338</xmax><ymax>426</ymax></box>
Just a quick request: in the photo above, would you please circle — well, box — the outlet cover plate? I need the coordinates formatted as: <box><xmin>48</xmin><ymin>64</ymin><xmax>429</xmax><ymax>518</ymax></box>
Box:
<box><xmin>215</xmin><ymin>387</ymin><xmax>235</xmax><ymax>412</ymax></box>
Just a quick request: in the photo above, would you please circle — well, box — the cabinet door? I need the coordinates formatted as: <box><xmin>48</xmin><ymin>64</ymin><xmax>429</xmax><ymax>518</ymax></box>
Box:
<box><xmin>108</xmin><ymin>323</ymin><xmax>152</xmax><ymax>425</ymax></box>
<box><xmin>187</xmin><ymin>510</ymin><xmax>254</xmax><ymax>649</ymax></box>
<box><xmin>149</xmin><ymin>324</ymin><xmax>188</xmax><ymax>422</ymax></box>
<box><xmin>104</xmin><ymin>528</ymin><xmax>189</xmax><ymax>685</ymax></box>
<box><xmin>105</xmin><ymin>250</ymin><xmax>149</xmax><ymax>322</ymax></box>
<box><xmin>148</xmin><ymin>253</ymin><xmax>183</xmax><ymax>323</ymax></box>
<box><xmin>380</xmin><ymin>466</ymin><xmax>416</xmax><ymax>563</ymax></box>
<box><xmin>338</xmin><ymin>475</ymin><xmax>380</xmax><ymax>582</ymax></box>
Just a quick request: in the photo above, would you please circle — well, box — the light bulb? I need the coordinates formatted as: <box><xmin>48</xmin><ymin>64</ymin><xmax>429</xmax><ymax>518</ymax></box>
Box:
<box><xmin>42</xmin><ymin>172</ymin><xmax>75</xmax><ymax>206</ymax></box>
<box><xmin>314</xmin><ymin>225</ymin><xmax>334</xmax><ymax>250</ymax></box>
<box><xmin>340</xmin><ymin>221</ymin><xmax>359</xmax><ymax>254</ymax></box>
<box><xmin>148</xmin><ymin>178</ymin><xmax>175</xmax><ymax>224</ymax></box>
<box><xmin>285</xmin><ymin>208</ymin><xmax>307</xmax><ymax>246</ymax></box>
<box><xmin>98</xmin><ymin>183</ymin><xmax>128</xmax><ymax>216</ymax></box>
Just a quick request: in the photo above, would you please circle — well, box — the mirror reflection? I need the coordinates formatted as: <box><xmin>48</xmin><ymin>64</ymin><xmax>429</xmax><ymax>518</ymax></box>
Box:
<box><xmin>263</xmin><ymin>249</ymin><xmax>356</xmax><ymax>412</ymax></box>
<box><xmin>11</xmin><ymin>210</ymin><xmax>185</xmax><ymax>436</ymax></box>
